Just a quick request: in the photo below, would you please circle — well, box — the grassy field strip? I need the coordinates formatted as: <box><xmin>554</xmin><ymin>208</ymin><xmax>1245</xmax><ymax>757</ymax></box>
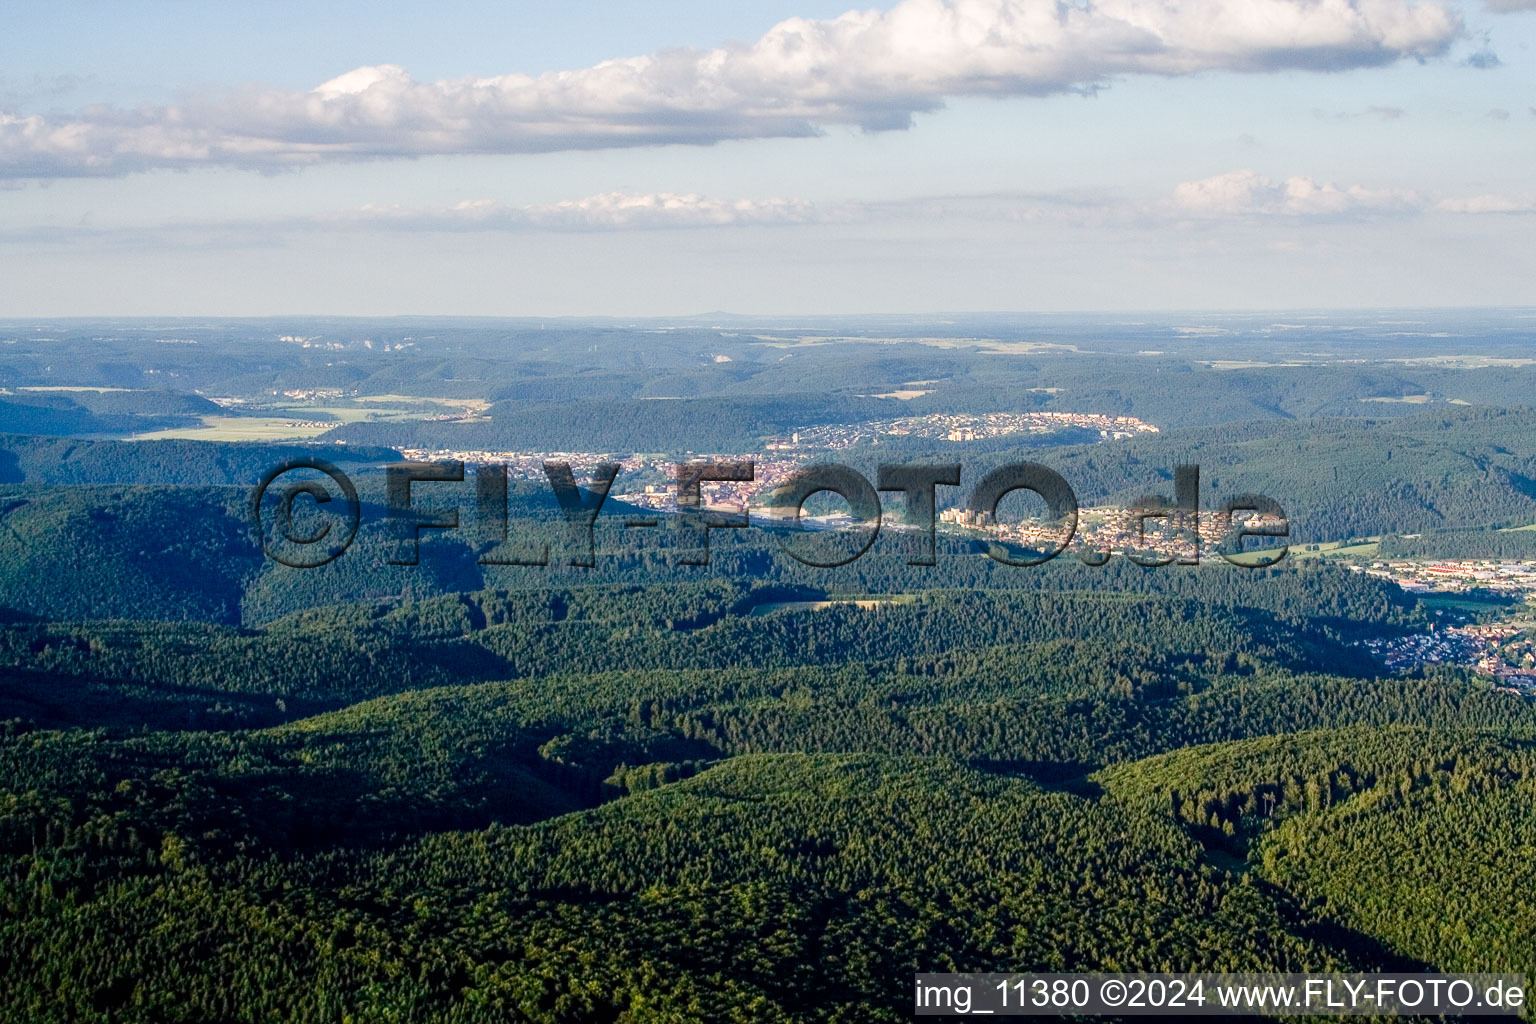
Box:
<box><xmin>128</xmin><ymin>416</ymin><xmax>333</xmax><ymax>441</ymax></box>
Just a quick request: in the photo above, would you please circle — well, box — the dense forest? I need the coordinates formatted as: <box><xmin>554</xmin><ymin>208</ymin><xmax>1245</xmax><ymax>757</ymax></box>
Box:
<box><xmin>0</xmin><ymin>435</ymin><xmax>400</xmax><ymax>487</ymax></box>
<box><xmin>3</xmin><ymin>313</ymin><xmax>1534</xmax><ymax>430</ymax></box>
<box><xmin>0</xmin><ymin>474</ymin><xmax>1443</xmax><ymax>624</ymax></box>
<box><xmin>1378</xmin><ymin>528</ymin><xmax>1536</xmax><ymax>560</ymax></box>
<box><xmin>2</xmin><ymin>318</ymin><xmax>1536</xmax><ymax>1020</ymax></box>
<box><xmin>2</xmin><ymin>559</ymin><xmax>1535</xmax><ymax>1020</ymax></box>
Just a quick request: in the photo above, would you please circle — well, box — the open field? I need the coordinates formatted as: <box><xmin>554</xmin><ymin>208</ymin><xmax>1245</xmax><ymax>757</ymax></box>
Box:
<box><xmin>125</xmin><ymin>394</ymin><xmax>490</xmax><ymax>441</ymax></box>
<box><xmin>128</xmin><ymin>416</ymin><xmax>334</xmax><ymax>441</ymax></box>
<box><xmin>1205</xmin><ymin>361</ymin><xmax>1309</xmax><ymax>370</ymax></box>
<box><xmin>11</xmin><ymin>385</ymin><xmax>132</xmax><ymax>393</ymax></box>
<box><xmin>1393</xmin><ymin>355</ymin><xmax>1536</xmax><ymax>369</ymax></box>
<box><xmin>749</xmin><ymin>595</ymin><xmax>916</xmax><ymax>616</ymax></box>
<box><xmin>749</xmin><ymin>335</ymin><xmax>1082</xmax><ymax>354</ymax></box>
<box><xmin>1244</xmin><ymin>537</ymin><xmax>1382</xmax><ymax>563</ymax></box>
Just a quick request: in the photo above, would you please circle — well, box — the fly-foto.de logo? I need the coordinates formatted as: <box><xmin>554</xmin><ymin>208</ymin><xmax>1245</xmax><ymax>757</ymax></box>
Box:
<box><xmin>251</xmin><ymin>458</ymin><xmax>1289</xmax><ymax>570</ymax></box>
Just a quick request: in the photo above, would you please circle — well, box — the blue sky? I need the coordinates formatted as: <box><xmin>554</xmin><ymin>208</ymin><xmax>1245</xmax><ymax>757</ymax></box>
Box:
<box><xmin>1</xmin><ymin>0</ymin><xmax>1532</xmax><ymax>315</ymax></box>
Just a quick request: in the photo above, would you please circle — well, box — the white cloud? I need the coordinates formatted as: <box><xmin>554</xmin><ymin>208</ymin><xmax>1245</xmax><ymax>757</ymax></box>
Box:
<box><xmin>0</xmin><ymin>192</ymin><xmax>838</xmax><ymax>246</ymax></box>
<box><xmin>11</xmin><ymin>176</ymin><xmax>1530</xmax><ymax>249</ymax></box>
<box><xmin>1171</xmin><ymin>169</ymin><xmax>1420</xmax><ymax>217</ymax></box>
<box><xmin>0</xmin><ymin>0</ymin><xmax>1461</xmax><ymax>178</ymax></box>
<box><xmin>1170</xmin><ymin>170</ymin><xmax>1536</xmax><ymax>220</ymax></box>
<box><xmin>1436</xmin><ymin>193</ymin><xmax>1534</xmax><ymax>213</ymax></box>
<box><xmin>351</xmin><ymin>193</ymin><xmax>825</xmax><ymax>230</ymax></box>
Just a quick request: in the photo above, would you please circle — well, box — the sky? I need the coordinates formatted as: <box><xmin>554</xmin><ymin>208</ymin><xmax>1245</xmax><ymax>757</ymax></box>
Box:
<box><xmin>0</xmin><ymin>0</ymin><xmax>1532</xmax><ymax>315</ymax></box>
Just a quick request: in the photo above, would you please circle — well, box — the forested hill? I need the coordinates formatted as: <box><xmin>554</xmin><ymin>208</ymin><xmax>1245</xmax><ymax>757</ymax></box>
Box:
<box><xmin>0</xmin><ymin>571</ymin><xmax>1415</xmax><ymax>727</ymax></box>
<box><xmin>0</xmin><ymin>402</ymin><xmax>1532</xmax><ymax>627</ymax></box>
<box><xmin>3</xmin><ymin>316</ymin><xmax>1536</xmax><ymax>1020</ymax></box>
<box><xmin>2</xmin><ymin>566</ymin><xmax>1535</xmax><ymax>1019</ymax></box>
<box><xmin>0</xmin><ymin>434</ymin><xmax>400</xmax><ymax>486</ymax></box>
<box><xmin>990</xmin><ymin>405</ymin><xmax>1536</xmax><ymax>542</ymax></box>
<box><xmin>0</xmin><ymin>475</ymin><xmax>1431</xmax><ymax>625</ymax></box>
<box><xmin>5</xmin><ymin>313</ymin><xmax>1535</xmax><ymax>432</ymax></box>
<box><xmin>312</xmin><ymin>402</ymin><xmax>1536</xmax><ymax>544</ymax></box>
<box><xmin>319</xmin><ymin>393</ymin><xmax>908</xmax><ymax>453</ymax></box>
<box><xmin>1100</xmin><ymin>727</ymin><xmax>1536</xmax><ymax>972</ymax></box>
<box><xmin>0</xmin><ymin>390</ymin><xmax>223</xmax><ymax>437</ymax></box>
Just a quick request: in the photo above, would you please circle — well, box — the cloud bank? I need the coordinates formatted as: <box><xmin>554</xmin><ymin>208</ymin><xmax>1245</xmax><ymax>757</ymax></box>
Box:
<box><xmin>0</xmin><ymin>0</ymin><xmax>1460</xmax><ymax>178</ymax></box>
<box><xmin>353</xmin><ymin>193</ymin><xmax>825</xmax><ymax>231</ymax></box>
<box><xmin>1170</xmin><ymin>169</ymin><xmax>1421</xmax><ymax>217</ymax></box>
<box><xmin>1435</xmin><ymin>193</ymin><xmax>1535</xmax><ymax>214</ymax></box>
<box><xmin>9</xmin><ymin>176</ymin><xmax>1528</xmax><ymax>251</ymax></box>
